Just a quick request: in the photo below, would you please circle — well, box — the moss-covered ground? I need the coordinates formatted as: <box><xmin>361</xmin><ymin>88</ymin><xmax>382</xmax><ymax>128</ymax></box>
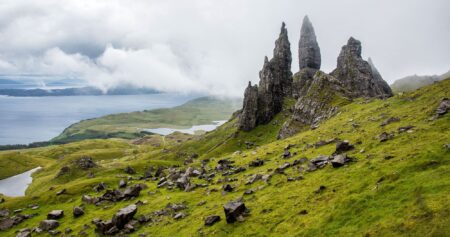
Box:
<box><xmin>0</xmin><ymin>79</ymin><xmax>449</xmax><ymax>236</ymax></box>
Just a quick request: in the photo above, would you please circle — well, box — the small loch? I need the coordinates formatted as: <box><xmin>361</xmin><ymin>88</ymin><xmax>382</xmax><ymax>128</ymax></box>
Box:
<box><xmin>0</xmin><ymin>167</ymin><xmax>41</xmax><ymax>197</ymax></box>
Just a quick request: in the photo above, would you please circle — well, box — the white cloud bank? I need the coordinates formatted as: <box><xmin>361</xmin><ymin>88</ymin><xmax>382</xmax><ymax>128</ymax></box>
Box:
<box><xmin>0</xmin><ymin>0</ymin><xmax>449</xmax><ymax>97</ymax></box>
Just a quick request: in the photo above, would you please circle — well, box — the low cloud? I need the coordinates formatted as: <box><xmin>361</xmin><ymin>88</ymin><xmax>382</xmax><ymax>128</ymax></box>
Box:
<box><xmin>0</xmin><ymin>0</ymin><xmax>449</xmax><ymax>97</ymax></box>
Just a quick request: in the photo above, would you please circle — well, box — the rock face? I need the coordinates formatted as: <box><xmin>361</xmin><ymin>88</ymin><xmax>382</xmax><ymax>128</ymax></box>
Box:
<box><xmin>298</xmin><ymin>16</ymin><xmax>321</xmax><ymax>70</ymax></box>
<box><xmin>238</xmin><ymin>23</ymin><xmax>292</xmax><ymax>131</ymax></box>
<box><xmin>238</xmin><ymin>82</ymin><xmax>258</xmax><ymax>131</ymax></box>
<box><xmin>331</xmin><ymin>37</ymin><xmax>393</xmax><ymax>98</ymax></box>
<box><xmin>239</xmin><ymin>17</ymin><xmax>393</xmax><ymax>139</ymax></box>
<box><xmin>278</xmin><ymin>72</ymin><xmax>348</xmax><ymax>139</ymax></box>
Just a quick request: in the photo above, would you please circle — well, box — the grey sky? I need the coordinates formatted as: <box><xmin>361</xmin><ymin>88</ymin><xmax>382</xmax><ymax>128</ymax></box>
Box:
<box><xmin>0</xmin><ymin>0</ymin><xmax>449</xmax><ymax>97</ymax></box>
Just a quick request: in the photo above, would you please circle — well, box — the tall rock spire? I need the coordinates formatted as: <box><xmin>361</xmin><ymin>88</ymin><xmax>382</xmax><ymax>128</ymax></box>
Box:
<box><xmin>238</xmin><ymin>22</ymin><xmax>293</xmax><ymax>131</ymax></box>
<box><xmin>298</xmin><ymin>16</ymin><xmax>321</xmax><ymax>70</ymax></box>
<box><xmin>272</xmin><ymin>22</ymin><xmax>293</xmax><ymax>96</ymax></box>
<box><xmin>238</xmin><ymin>81</ymin><xmax>258</xmax><ymax>131</ymax></box>
<box><xmin>331</xmin><ymin>37</ymin><xmax>393</xmax><ymax>98</ymax></box>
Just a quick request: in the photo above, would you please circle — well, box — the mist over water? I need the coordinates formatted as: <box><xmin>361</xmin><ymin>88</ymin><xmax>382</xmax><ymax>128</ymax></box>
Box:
<box><xmin>0</xmin><ymin>94</ymin><xmax>196</xmax><ymax>145</ymax></box>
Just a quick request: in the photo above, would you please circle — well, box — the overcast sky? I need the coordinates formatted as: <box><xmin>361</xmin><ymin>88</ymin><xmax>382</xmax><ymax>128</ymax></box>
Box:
<box><xmin>0</xmin><ymin>0</ymin><xmax>449</xmax><ymax>97</ymax></box>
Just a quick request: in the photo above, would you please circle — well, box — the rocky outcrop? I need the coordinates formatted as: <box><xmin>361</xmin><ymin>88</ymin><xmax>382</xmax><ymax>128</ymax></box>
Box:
<box><xmin>238</xmin><ymin>82</ymin><xmax>258</xmax><ymax>131</ymax></box>
<box><xmin>298</xmin><ymin>16</ymin><xmax>321</xmax><ymax>70</ymax></box>
<box><xmin>238</xmin><ymin>23</ymin><xmax>293</xmax><ymax>130</ymax></box>
<box><xmin>331</xmin><ymin>37</ymin><xmax>393</xmax><ymax>98</ymax></box>
<box><xmin>278</xmin><ymin>72</ymin><xmax>349</xmax><ymax>139</ymax></box>
<box><xmin>239</xmin><ymin>18</ymin><xmax>393</xmax><ymax>139</ymax></box>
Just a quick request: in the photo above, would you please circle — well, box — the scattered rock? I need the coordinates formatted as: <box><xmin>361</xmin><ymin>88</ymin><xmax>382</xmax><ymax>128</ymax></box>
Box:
<box><xmin>16</xmin><ymin>229</ymin><xmax>32</xmax><ymax>237</ymax></box>
<box><xmin>380</xmin><ymin>117</ymin><xmax>400</xmax><ymax>126</ymax></box>
<box><xmin>282</xmin><ymin>149</ymin><xmax>291</xmax><ymax>158</ymax></box>
<box><xmin>314</xmin><ymin>185</ymin><xmax>326</xmax><ymax>194</ymax></box>
<box><xmin>379</xmin><ymin>132</ymin><xmax>394</xmax><ymax>142</ymax></box>
<box><xmin>331</xmin><ymin>154</ymin><xmax>352</xmax><ymax>168</ymax></box>
<box><xmin>82</xmin><ymin>195</ymin><xmax>99</xmax><ymax>204</ymax></box>
<box><xmin>0</xmin><ymin>209</ymin><xmax>9</xmax><ymax>217</ymax></box>
<box><xmin>119</xmin><ymin>179</ymin><xmax>127</xmax><ymax>188</ymax></box>
<box><xmin>73</xmin><ymin>207</ymin><xmax>84</xmax><ymax>218</ymax></box>
<box><xmin>93</xmin><ymin>182</ymin><xmax>107</xmax><ymax>192</ymax></box>
<box><xmin>101</xmin><ymin>204</ymin><xmax>137</xmax><ymax>232</ymax></box>
<box><xmin>246</xmin><ymin>174</ymin><xmax>262</xmax><ymax>185</ymax></box>
<box><xmin>173</xmin><ymin>212</ymin><xmax>186</xmax><ymax>220</ymax></box>
<box><xmin>223</xmin><ymin>200</ymin><xmax>248</xmax><ymax>223</ymax></box>
<box><xmin>223</xmin><ymin>184</ymin><xmax>234</xmax><ymax>192</ymax></box>
<box><xmin>310</xmin><ymin>155</ymin><xmax>329</xmax><ymax>168</ymax></box>
<box><xmin>334</xmin><ymin>140</ymin><xmax>354</xmax><ymax>154</ymax></box>
<box><xmin>398</xmin><ymin>125</ymin><xmax>414</xmax><ymax>133</ymax></box>
<box><xmin>299</xmin><ymin>210</ymin><xmax>308</xmax><ymax>215</ymax></box>
<box><xmin>56</xmin><ymin>189</ymin><xmax>66</xmax><ymax>196</ymax></box>
<box><xmin>435</xmin><ymin>98</ymin><xmax>449</xmax><ymax>116</ymax></box>
<box><xmin>249</xmin><ymin>159</ymin><xmax>264</xmax><ymax>167</ymax></box>
<box><xmin>75</xmin><ymin>156</ymin><xmax>97</xmax><ymax>170</ymax></box>
<box><xmin>47</xmin><ymin>210</ymin><xmax>64</xmax><ymax>220</ymax></box>
<box><xmin>205</xmin><ymin>215</ymin><xmax>221</xmax><ymax>226</ymax></box>
<box><xmin>39</xmin><ymin>220</ymin><xmax>59</xmax><ymax>231</ymax></box>
<box><xmin>124</xmin><ymin>166</ymin><xmax>136</xmax><ymax>175</ymax></box>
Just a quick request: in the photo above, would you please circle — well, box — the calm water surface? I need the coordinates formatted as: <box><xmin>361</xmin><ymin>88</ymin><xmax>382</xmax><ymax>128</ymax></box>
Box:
<box><xmin>0</xmin><ymin>94</ymin><xmax>195</xmax><ymax>145</ymax></box>
<box><xmin>0</xmin><ymin>167</ymin><xmax>41</xmax><ymax>196</ymax></box>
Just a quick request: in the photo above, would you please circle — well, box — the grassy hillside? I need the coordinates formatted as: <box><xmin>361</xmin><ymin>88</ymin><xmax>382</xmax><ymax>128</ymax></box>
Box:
<box><xmin>0</xmin><ymin>79</ymin><xmax>449</xmax><ymax>236</ymax></box>
<box><xmin>51</xmin><ymin>97</ymin><xmax>241</xmax><ymax>144</ymax></box>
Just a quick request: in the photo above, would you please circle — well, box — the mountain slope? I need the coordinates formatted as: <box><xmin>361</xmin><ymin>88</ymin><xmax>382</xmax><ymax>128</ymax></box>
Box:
<box><xmin>1</xmin><ymin>78</ymin><xmax>448</xmax><ymax>236</ymax></box>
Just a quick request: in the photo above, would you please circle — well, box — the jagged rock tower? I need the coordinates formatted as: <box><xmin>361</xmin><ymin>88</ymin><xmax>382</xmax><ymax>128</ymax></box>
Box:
<box><xmin>298</xmin><ymin>16</ymin><xmax>321</xmax><ymax>70</ymax></box>
<box><xmin>239</xmin><ymin>23</ymin><xmax>292</xmax><ymax>131</ymax></box>
<box><xmin>331</xmin><ymin>37</ymin><xmax>393</xmax><ymax>98</ymax></box>
<box><xmin>239</xmin><ymin>16</ymin><xmax>393</xmax><ymax>137</ymax></box>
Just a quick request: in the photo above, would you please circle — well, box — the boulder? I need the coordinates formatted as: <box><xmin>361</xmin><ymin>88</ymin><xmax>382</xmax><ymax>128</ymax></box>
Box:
<box><xmin>16</xmin><ymin>230</ymin><xmax>32</xmax><ymax>237</ymax></box>
<box><xmin>205</xmin><ymin>215</ymin><xmax>221</xmax><ymax>226</ymax></box>
<box><xmin>0</xmin><ymin>209</ymin><xmax>9</xmax><ymax>217</ymax></box>
<box><xmin>122</xmin><ymin>185</ymin><xmax>142</xmax><ymax>199</ymax></box>
<box><xmin>223</xmin><ymin>201</ymin><xmax>248</xmax><ymax>223</ymax></box>
<box><xmin>334</xmin><ymin>140</ymin><xmax>354</xmax><ymax>154</ymax></box>
<box><xmin>249</xmin><ymin>159</ymin><xmax>264</xmax><ymax>167</ymax></box>
<box><xmin>39</xmin><ymin>220</ymin><xmax>59</xmax><ymax>231</ymax></box>
<box><xmin>111</xmin><ymin>204</ymin><xmax>137</xmax><ymax>229</ymax></box>
<box><xmin>379</xmin><ymin>132</ymin><xmax>394</xmax><ymax>142</ymax></box>
<box><xmin>119</xmin><ymin>179</ymin><xmax>127</xmax><ymax>188</ymax></box>
<box><xmin>47</xmin><ymin>210</ymin><xmax>64</xmax><ymax>220</ymax></box>
<box><xmin>331</xmin><ymin>154</ymin><xmax>351</xmax><ymax>168</ymax></box>
<box><xmin>435</xmin><ymin>98</ymin><xmax>449</xmax><ymax>116</ymax></box>
<box><xmin>75</xmin><ymin>156</ymin><xmax>97</xmax><ymax>169</ymax></box>
<box><xmin>124</xmin><ymin>166</ymin><xmax>136</xmax><ymax>174</ymax></box>
<box><xmin>73</xmin><ymin>207</ymin><xmax>84</xmax><ymax>218</ymax></box>
<box><xmin>380</xmin><ymin>117</ymin><xmax>400</xmax><ymax>126</ymax></box>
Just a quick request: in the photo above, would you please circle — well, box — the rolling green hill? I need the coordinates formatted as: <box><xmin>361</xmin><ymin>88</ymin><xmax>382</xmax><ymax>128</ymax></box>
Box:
<box><xmin>51</xmin><ymin>97</ymin><xmax>241</xmax><ymax>144</ymax></box>
<box><xmin>0</xmin><ymin>79</ymin><xmax>449</xmax><ymax>236</ymax></box>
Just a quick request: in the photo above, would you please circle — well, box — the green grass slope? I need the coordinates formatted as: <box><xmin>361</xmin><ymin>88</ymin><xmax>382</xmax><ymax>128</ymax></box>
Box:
<box><xmin>51</xmin><ymin>96</ymin><xmax>241</xmax><ymax>144</ymax></box>
<box><xmin>0</xmin><ymin>79</ymin><xmax>449</xmax><ymax>236</ymax></box>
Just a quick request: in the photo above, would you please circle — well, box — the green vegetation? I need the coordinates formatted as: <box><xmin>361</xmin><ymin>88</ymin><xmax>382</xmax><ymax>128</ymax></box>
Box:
<box><xmin>0</xmin><ymin>79</ymin><xmax>449</xmax><ymax>236</ymax></box>
<box><xmin>51</xmin><ymin>97</ymin><xmax>241</xmax><ymax>144</ymax></box>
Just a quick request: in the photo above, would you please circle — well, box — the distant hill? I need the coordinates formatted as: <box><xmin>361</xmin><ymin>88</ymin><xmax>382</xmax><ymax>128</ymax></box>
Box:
<box><xmin>390</xmin><ymin>70</ymin><xmax>450</xmax><ymax>92</ymax></box>
<box><xmin>0</xmin><ymin>79</ymin><xmax>22</xmax><ymax>84</ymax></box>
<box><xmin>0</xmin><ymin>86</ymin><xmax>159</xmax><ymax>96</ymax></box>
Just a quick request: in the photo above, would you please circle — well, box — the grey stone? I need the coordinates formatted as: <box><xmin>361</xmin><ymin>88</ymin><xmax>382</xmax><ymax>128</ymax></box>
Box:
<box><xmin>299</xmin><ymin>15</ymin><xmax>321</xmax><ymax>70</ymax></box>
<box><xmin>223</xmin><ymin>201</ymin><xmax>248</xmax><ymax>223</ymax></box>
<box><xmin>39</xmin><ymin>220</ymin><xmax>59</xmax><ymax>231</ymax></box>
